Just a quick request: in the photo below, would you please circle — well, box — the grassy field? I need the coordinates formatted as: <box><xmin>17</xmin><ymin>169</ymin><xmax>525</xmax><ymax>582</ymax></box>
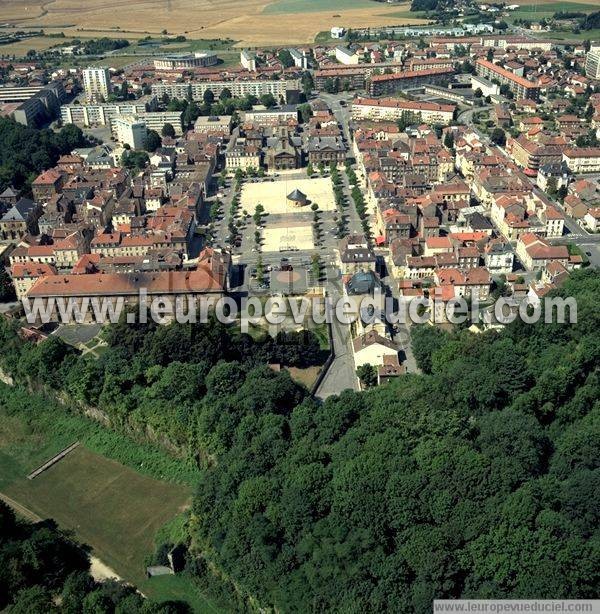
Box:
<box><xmin>532</xmin><ymin>28</ymin><xmax>600</xmax><ymax>39</ymax></box>
<box><xmin>4</xmin><ymin>446</ymin><xmax>191</xmax><ymax>584</ymax></box>
<box><xmin>140</xmin><ymin>575</ymin><xmax>226</xmax><ymax>614</ymax></box>
<box><xmin>0</xmin><ymin>384</ymin><xmax>227</xmax><ymax>611</ymax></box>
<box><xmin>506</xmin><ymin>0</ymin><xmax>597</xmax><ymax>22</ymax></box>
<box><xmin>264</xmin><ymin>0</ymin><xmax>381</xmax><ymax>15</ymax></box>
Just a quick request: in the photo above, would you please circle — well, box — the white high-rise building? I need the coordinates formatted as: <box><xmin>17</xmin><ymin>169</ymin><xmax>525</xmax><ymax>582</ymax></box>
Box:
<box><xmin>112</xmin><ymin>116</ymin><xmax>147</xmax><ymax>150</ymax></box>
<box><xmin>585</xmin><ymin>50</ymin><xmax>600</xmax><ymax>80</ymax></box>
<box><xmin>82</xmin><ymin>67</ymin><xmax>112</xmax><ymax>102</ymax></box>
<box><xmin>240</xmin><ymin>50</ymin><xmax>257</xmax><ymax>72</ymax></box>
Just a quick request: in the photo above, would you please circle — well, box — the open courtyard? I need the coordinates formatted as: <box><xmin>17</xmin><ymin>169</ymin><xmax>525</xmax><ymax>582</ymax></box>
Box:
<box><xmin>241</xmin><ymin>176</ymin><xmax>336</xmax><ymax>215</ymax></box>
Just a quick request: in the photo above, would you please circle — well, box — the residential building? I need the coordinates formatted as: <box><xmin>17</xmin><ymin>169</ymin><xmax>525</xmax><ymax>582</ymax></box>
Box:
<box><xmin>338</xmin><ymin>234</ymin><xmax>376</xmax><ymax>274</ymax></box>
<box><xmin>484</xmin><ymin>240</ymin><xmax>514</xmax><ymax>274</ymax></box>
<box><xmin>26</xmin><ymin>249</ymin><xmax>229</xmax><ymax>322</ymax></box>
<box><xmin>585</xmin><ymin>50</ymin><xmax>600</xmax><ymax>80</ymax></box>
<box><xmin>475</xmin><ymin>59</ymin><xmax>539</xmax><ymax>100</ymax></box>
<box><xmin>335</xmin><ymin>46</ymin><xmax>358</xmax><ymax>65</ymax></box>
<box><xmin>516</xmin><ymin>234</ymin><xmax>569</xmax><ymax>270</ymax></box>
<box><xmin>10</xmin><ymin>262</ymin><xmax>57</xmax><ymax>300</ymax></box>
<box><xmin>563</xmin><ymin>148</ymin><xmax>600</xmax><ymax>174</ymax></box>
<box><xmin>306</xmin><ymin>136</ymin><xmax>346</xmax><ymax>167</ymax></box>
<box><xmin>470</xmin><ymin>74</ymin><xmax>500</xmax><ymax>97</ymax></box>
<box><xmin>352</xmin><ymin>97</ymin><xmax>455</xmax><ymax>125</ymax></box>
<box><xmin>112</xmin><ymin>116</ymin><xmax>147</xmax><ymax>150</ymax></box>
<box><xmin>244</xmin><ymin>106</ymin><xmax>298</xmax><ymax>126</ymax></box>
<box><xmin>194</xmin><ymin>115</ymin><xmax>232</xmax><ymax>134</ymax></box>
<box><xmin>368</xmin><ymin>68</ymin><xmax>454</xmax><ymax>96</ymax></box>
<box><xmin>82</xmin><ymin>67</ymin><xmax>112</xmax><ymax>101</ymax></box>
<box><xmin>289</xmin><ymin>48</ymin><xmax>309</xmax><ymax>70</ymax></box>
<box><xmin>240</xmin><ymin>50</ymin><xmax>257</xmax><ymax>71</ymax></box>
<box><xmin>353</xmin><ymin>330</ymin><xmax>397</xmax><ymax>368</ymax></box>
<box><xmin>151</xmin><ymin>79</ymin><xmax>300</xmax><ymax>103</ymax></box>
<box><xmin>60</xmin><ymin>97</ymin><xmax>157</xmax><ymax>127</ymax></box>
<box><xmin>583</xmin><ymin>207</ymin><xmax>600</xmax><ymax>231</ymax></box>
<box><xmin>0</xmin><ymin>198</ymin><xmax>40</xmax><ymax>240</ymax></box>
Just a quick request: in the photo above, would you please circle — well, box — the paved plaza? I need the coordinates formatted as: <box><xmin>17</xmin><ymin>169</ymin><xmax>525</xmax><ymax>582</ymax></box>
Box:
<box><xmin>262</xmin><ymin>222</ymin><xmax>315</xmax><ymax>252</ymax></box>
<box><xmin>240</xmin><ymin>176</ymin><xmax>336</xmax><ymax>215</ymax></box>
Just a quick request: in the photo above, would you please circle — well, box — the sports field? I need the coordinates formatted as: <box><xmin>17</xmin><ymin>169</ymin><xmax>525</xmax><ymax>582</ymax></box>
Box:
<box><xmin>1</xmin><ymin>0</ymin><xmax>429</xmax><ymax>46</ymax></box>
<box><xmin>5</xmin><ymin>446</ymin><xmax>191</xmax><ymax>584</ymax></box>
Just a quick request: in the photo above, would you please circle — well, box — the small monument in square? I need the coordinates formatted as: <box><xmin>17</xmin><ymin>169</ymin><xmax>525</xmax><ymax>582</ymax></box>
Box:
<box><xmin>286</xmin><ymin>188</ymin><xmax>308</xmax><ymax>208</ymax></box>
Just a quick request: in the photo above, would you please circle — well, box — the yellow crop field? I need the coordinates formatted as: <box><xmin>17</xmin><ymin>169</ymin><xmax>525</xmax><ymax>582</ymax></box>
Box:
<box><xmin>1</xmin><ymin>0</ymin><xmax>430</xmax><ymax>46</ymax></box>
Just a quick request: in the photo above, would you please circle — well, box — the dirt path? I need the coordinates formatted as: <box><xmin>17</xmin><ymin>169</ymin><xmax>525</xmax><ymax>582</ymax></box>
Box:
<box><xmin>0</xmin><ymin>491</ymin><xmax>123</xmax><ymax>582</ymax></box>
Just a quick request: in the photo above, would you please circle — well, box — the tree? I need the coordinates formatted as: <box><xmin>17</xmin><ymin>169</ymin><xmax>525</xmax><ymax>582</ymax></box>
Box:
<box><xmin>219</xmin><ymin>87</ymin><xmax>232</xmax><ymax>101</ymax></box>
<box><xmin>277</xmin><ymin>49</ymin><xmax>294</xmax><ymax>68</ymax></box>
<box><xmin>256</xmin><ymin>255</ymin><xmax>264</xmax><ymax>286</ymax></box>
<box><xmin>357</xmin><ymin>364</ymin><xmax>377</xmax><ymax>388</ymax></box>
<box><xmin>260</xmin><ymin>93</ymin><xmax>276</xmax><ymax>108</ymax></box>
<box><xmin>443</xmin><ymin>132</ymin><xmax>454</xmax><ymax>150</ymax></box>
<box><xmin>306</xmin><ymin>162</ymin><xmax>314</xmax><ymax>176</ymax></box>
<box><xmin>411</xmin><ymin>325</ymin><xmax>450</xmax><ymax>374</ymax></box>
<box><xmin>203</xmin><ymin>89</ymin><xmax>215</xmax><ymax>106</ymax></box>
<box><xmin>490</xmin><ymin>127</ymin><xmax>506</xmax><ymax>146</ymax></box>
<box><xmin>0</xmin><ymin>268</ymin><xmax>16</xmax><ymax>301</ymax></box>
<box><xmin>298</xmin><ymin>103</ymin><xmax>312</xmax><ymax>124</ymax></box>
<box><xmin>310</xmin><ymin>253</ymin><xmax>321</xmax><ymax>281</ymax></box>
<box><xmin>182</xmin><ymin>101</ymin><xmax>200</xmax><ymax>127</ymax></box>
<box><xmin>121</xmin><ymin>150</ymin><xmax>149</xmax><ymax>170</ymax></box>
<box><xmin>144</xmin><ymin>130</ymin><xmax>161</xmax><ymax>152</ymax></box>
<box><xmin>161</xmin><ymin>123</ymin><xmax>175</xmax><ymax>138</ymax></box>
<box><xmin>7</xmin><ymin>587</ymin><xmax>57</xmax><ymax>614</ymax></box>
<box><xmin>546</xmin><ymin>176</ymin><xmax>558</xmax><ymax>197</ymax></box>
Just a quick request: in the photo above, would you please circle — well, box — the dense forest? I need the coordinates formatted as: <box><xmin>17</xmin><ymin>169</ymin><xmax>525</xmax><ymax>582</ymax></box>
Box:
<box><xmin>0</xmin><ymin>118</ymin><xmax>87</xmax><ymax>193</ymax></box>
<box><xmin>0</xmin><ymin>501</ymin><xmax>189</xmax><ymax>613</ymax></box>
<box><xmin>0</xmin><ymin>315</ymin><xmax>323</xmax><ymax>454</ymax></box>
<box><xmin>0</xmin><ymin>270</ymin><xmax>598</xmax><ymax>611</ymax></box>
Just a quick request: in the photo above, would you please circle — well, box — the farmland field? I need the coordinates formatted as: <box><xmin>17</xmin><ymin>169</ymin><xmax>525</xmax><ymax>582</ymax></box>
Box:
<box><xmin>0</xmin><ymin>0</ymin><xmax>429</xmax><ymax>46</ymax></box>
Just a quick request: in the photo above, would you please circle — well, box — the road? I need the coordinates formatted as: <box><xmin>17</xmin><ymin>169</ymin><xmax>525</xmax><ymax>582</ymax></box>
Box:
<box><xmin>315</xmin><ymin>268</ymin><xmax>359</xmax><ymax>399</ymax></box>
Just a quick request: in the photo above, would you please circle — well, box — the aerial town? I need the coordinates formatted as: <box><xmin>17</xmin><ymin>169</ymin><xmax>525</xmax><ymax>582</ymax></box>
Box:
<box><xmin>0</xmin><ymin>4</ymin><xmax>599</xmax><ymax>612</ymax></box>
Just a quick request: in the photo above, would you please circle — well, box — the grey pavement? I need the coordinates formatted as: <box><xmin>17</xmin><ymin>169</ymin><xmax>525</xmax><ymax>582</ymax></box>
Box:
<box><xmin>315</xmin><ymin>273</ymin><xmax>359</xmax><ymax>399</ymax></box>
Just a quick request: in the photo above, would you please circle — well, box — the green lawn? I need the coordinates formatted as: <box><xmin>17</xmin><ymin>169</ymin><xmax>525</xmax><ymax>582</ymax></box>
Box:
<box><xmin>0</xmin><ymin>387</ymin><xmax>223</xmax><ymax>611</ymax></box>
<box><xmin>531</xmin><ymin>28</ymin><xmax>600</xmax><ymax>40</ymax></box>
<box><xmin>506</xmin><ymin>1</ymin><xmax>596</xmax><ymax>22</ymax></box>
<box><xmin>139</xmin><ymin>575</ymin><xmax>226</xmax><ymax>614</ymax></box>
<box><xmin>264</xmin><ymin>0</ymin><xmax>378</xmax><ymax>15</ymax></box>
<box><xmin>5</xmin><ymin>446</ymin><xmax>191</xmax><ymax>585</ymax></box>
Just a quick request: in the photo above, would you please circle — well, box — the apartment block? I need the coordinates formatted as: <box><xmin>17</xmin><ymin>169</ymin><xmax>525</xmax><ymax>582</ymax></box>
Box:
<box><xmin>112</xmin><ymin>116</ymin><xmax>147</xmax><ymax>150</ymax></box>
<box><xmin>83</xmin><ymin>67</ymin><xmax>112</xmax><ymax>101</ymax></box>
<box><xmin>585</xmin><ymin>50</ymin><xmax>600</xmax><ymax>80</ymax></box>
<box><xmin>367</xmin><ymin>68</ymin><xmax>454</xmax><ymax>96</ymax></box>
<box><xmin>563</xmin><ymin>148</ymin><xmax>600</xmax><ymax>173</ymax></box>
<box><xmin>60</xmin><ymin>98</ymin><xmax>155</xmax><ymax>126</ymax></box>
<box><xmin>352</xmin><ymin>97</ymin><xmax>455</xmax><ymax>125</ymax></box>
<box><xmin>475</xmin><ymin>59</ymin><xmax>539</xmax><ymax>100</ymax></box>
<box><xmin>151</xmin><ymin>79</ymin><xmax>299</xmax><ymax>102</ymax></box>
